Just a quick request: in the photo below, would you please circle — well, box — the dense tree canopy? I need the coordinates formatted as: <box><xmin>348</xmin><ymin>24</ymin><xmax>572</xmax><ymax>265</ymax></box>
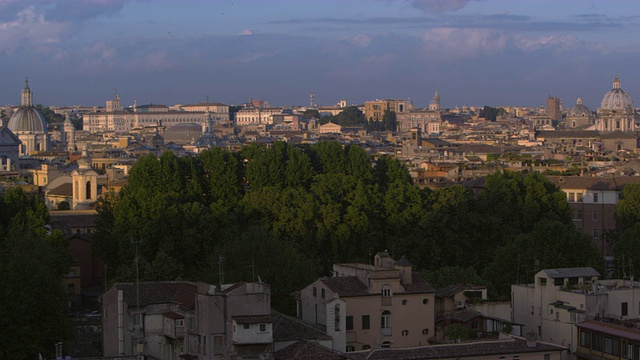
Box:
<box><xmin>0</xmin><ymin>188</ymin><xmax>73</xmax><ymax>360</ymax></box>
<box><xmin>93</xmin><ymin>142</ymin><xmax>602</xmax><ymax>313</ymax></box>
<box><xmin>614</xmin><ymin>183</ymin><xmax>640</xmax><ymax>275</ymax></box>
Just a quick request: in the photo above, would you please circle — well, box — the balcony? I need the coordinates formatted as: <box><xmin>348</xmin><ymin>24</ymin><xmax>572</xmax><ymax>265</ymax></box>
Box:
<box><xmin>381</xmin><ymin>327</ymin><xmax>392</xmax><ymax>336</ymax></box>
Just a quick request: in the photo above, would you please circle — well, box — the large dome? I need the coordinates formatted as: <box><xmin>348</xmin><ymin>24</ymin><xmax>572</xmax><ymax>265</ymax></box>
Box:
<box><xmin>600</xmin><ymin>75</ymin><xmax>634</xmax><ymax>113</ymax></box>
<box><xmin>7</xmin><ymin>80</ymin><xmax>47</xmax><ymax>134</ymax></box>
<box><xmin>569</xmin><ymin>97</ymin><xmax>591</xmax><ymax>116</ymax></box>
<box><xmin>8</xmin><ymin>106</ymin><xmax>47</xmax><ymax>133</ymax></box>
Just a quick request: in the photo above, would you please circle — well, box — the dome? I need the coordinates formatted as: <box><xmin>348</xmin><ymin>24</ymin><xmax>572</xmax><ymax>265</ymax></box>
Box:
<box><xmin>600</xmin><ymin>75</ymin><xmax>634</xmax><ymax>113</ymax></box>
<box><xmin>162</xmin><ymin>123</ymin><xmax>202</xmax><ymax>144</ymax></box>
<box><xmin>8</xmin><ymin>107</ymin><xmax>47</xmax><ymax>133</ymax></box>
<box><xmin>570</xmin><ymin>97</ymin><xmax>591</xmax><ymax>116</ymax></box>
<box><xmin>8</xmin><ymin>80</ymin><xmax>47</xmax><ymax>134</ymax></box>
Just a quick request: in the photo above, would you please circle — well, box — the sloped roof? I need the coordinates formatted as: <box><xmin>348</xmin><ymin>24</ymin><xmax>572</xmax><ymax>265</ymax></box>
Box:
<box><xmin>48</xmin><ymin>182</ymin><xmax>73</xmax><ymax>197</ymax></box>
<box><xmin>541</xmin><ymin>267</ymin><xmax>600</xmax><ymax>279</ymax></box>
<box><xmin>321</xmin><ymin>277</ymin><xmax>369</xmax><ymax>297</ymax></box>
<box><xmin>274</xmin><ymin>340</ymin><xmax>349</xmax><ymax>360</ymax></box>
<box><xmin>113</xmin><ymin>281</ymin><xmax>198</xmax><ymax>309</ymax></box>
<box><xmin>271</xmin><ymin>311</ymin><xmax>331</xmax><ymax>342</ymax></box>
<box><xmin>346</xmin><ymin>337</ymin><xmax>566</xmax><ymax>360</ymax></box>
<box><xmin>547</xmin><ymin>175</ymin><xmax>640</xmax><ymax>191</ymax></box>
<box><xmin>0</xmin><ymin>125</ymin><xmax>21</xmax><ymax>145</ymax></box>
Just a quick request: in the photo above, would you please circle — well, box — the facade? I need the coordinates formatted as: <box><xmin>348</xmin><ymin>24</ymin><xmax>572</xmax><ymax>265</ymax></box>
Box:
<box><xmin>7</xmin><ymin>80</ymin><xmax>49</xmax><ymax>155</ymax></box>
<box><xmin>397</xmin><ymin>110</ymin><xmax>442</xmax><ymax>133</ymax></box>
<box><xmin>235</xmin><ymin>107</ymin><xmax>283</xmax><ymax>126</ymax></box>
<box><xmin>102</xmin><ymin>281</ymin><xmax>272</xmax><ymax>360</ymax></box>
<box><xmin>546</xmin><ymin>176</ymin><xmax>640</xmax><ymax>255</ymax></box>
<box><xmin>596</xmin><ymin>75</ymin><xmax>637</xmax><ymax>133</ymax></box>
<box><xmin>83</xmin><ymin>96</ymin><xmax>230</xmax><ymax>133</ymax></box>
<box><xmin>364</xmin><ymin>99</ymin><xmax>413</xmax><ymax>122</ymax></box>
<box><xmin>512</xmin><ymin>267</ymin><xmax>640</xmax><ymax>355</ymax></box>
<box><xmin>297</xmin><ymin>252</ymin><xmax>436</xmax><ymax>352</ymax></box>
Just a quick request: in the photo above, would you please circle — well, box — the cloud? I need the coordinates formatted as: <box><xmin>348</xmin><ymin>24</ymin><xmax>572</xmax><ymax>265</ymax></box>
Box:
<box><xmin>342</xmin><ymin>34</ymin><xmax>372</xmax><ymax>48</ymax></box>
<box><xmin>0</xmin><ymin>0</ymin><xmax>140</xmax><ymax>21</ymax></box>
<box><xmin>421</xmin><ymin>28</ymin><xmax>508</xmax><ymax>58</ymax></box>
<box><xmin>410</xmin><ymin>0</ymin><xmax>480</xmax><ymax>13</ymax></box>
<box><xmin>0</xmin><ymin>6</ymin><xmax>69</xmax><ymax>54</ymax></box>
<box><xmin>239</xmin><ymin>28</ymin><xmax>258</xmax><ymax>36</ymax></box>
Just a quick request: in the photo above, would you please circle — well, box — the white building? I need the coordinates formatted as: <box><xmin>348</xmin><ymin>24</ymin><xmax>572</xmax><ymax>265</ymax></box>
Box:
<box><xmin>512</xmin><ymin>267</ymin><xmax>640</xmax><ymax>355</ymax></box>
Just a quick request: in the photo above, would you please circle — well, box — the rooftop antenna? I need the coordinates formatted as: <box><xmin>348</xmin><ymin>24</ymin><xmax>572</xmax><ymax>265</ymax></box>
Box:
<box><xmin>218</xmin><ymin>255</ymin><xmax>225</xmax><ymax>287</ymax></box>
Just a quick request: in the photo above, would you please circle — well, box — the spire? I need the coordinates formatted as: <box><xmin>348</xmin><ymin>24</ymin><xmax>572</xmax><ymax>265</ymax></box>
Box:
<box><xmin>21</xmin><ymin>78</ymin><xmax>33</xmax><ymax>107</ymax></box>
<box><xmin>613</xmin><ymin>73</ymin><xmax>621</xmax><ymax>89</ymax></box>
<box><xmin>576</xmin><ymin>97</ymin><xmax>583</xmax><ymax>105</ymax></box>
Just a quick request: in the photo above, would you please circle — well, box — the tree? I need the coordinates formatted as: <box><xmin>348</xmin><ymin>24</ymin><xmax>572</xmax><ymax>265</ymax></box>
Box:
<box><xmin>302</xmin><ymin>109</ymin><xmax>320</xmax><ymax>119</ymax></box>
<box><xmin>615</xmin><ymin>183</ymin><xmax>640</xmax><ymax>231</ymax></box>
<box><xmin>0</xmin><ymin>189</ymin><xmax>73</xmax><ymax>359</ymax></box>
<box><xmin>422</xmin><ymin>266</ymin><xmax>486</xmax><ymax>290</ymax></box>
<box><xmin>444</xmin><ymin>324</ymin><xmax>470</xmax><ymax>341</ymax></box>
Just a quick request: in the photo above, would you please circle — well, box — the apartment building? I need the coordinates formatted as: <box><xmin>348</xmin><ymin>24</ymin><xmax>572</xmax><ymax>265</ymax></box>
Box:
<box><xmin>297</xmin><ymin>251</ymin><xmax>436</xmax><ymax>352</ymax></box>
<box><xmin>512</xmin><ymin>267</ymin><xmax>640</xmax><ymax>355</ymax></box>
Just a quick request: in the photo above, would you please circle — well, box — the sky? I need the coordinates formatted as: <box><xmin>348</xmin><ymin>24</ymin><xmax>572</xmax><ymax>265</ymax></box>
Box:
<box><xmin>1</xmin><ymin>0</ymin><xmax>640</xmax><ymax>109</ymax></box>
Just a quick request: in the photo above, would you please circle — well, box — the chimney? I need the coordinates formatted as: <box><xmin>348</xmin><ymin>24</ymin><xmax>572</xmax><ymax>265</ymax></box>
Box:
<box><xmin>394</xmin><ymin>256</ymin><xmax>413</xmax><ymax>285</ymax></box>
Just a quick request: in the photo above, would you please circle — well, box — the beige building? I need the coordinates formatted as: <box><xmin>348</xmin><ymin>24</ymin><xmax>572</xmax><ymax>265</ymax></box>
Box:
<box><xmin>364</xmin><ymin>99</ymin><xmax>413</xmax><ymax>122</ymax></box>
<box><xmin>83</xmin><ymin>96</ymin><xmax>229</xmax><ymax>133</ymax></box>
<box><xmin>235</xmin><ymin>107</ymin><xmax>283</xmax><ymax>126</ymax></box>
<box><xmin>297</xmin><ymin>252</ymin><xmax>435</xmax><ymax>352</ymax></box>
<box><xmin>397</xmin><ymin>110</ymin><xmax>442</xmax><ymax>133</ymax></box>
<box><xmin>512</xmin><ymin>267</ymin><xmax>640</xmax><ymax>355</ymax></box>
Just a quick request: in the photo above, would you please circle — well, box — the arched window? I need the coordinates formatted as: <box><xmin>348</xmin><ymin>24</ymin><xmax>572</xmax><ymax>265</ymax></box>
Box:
<box><xmin>86</xmin><ymin>181</ymin><xmax>92</xmax><ymax>200</ymax></box>
<box><xmin>616</xmin><ymin>120</ymin><xmax>621</xmax><ymax>129</ymax></box>
<box><xmin>381</xmin><ymin>284</ymin><xmax>392</xmax><ymax>297</ymax></box>
<box><xmin>334</xmin><ymin>304</ymin><xmax>340</xmax><ymax>331</ymax></box>
<box><xmin>617</xmin><ymin>144</ymin><xmax>623</xmax><ymax>151</ymax></box>
<box><xmin>381</xmin><ymin>310</ymin><xmax>391</xmax><ymax>329</ymax></box>
<box><xmin>74</xmin><ymin>181</ymin><xmax>79</xmax><ymax>198</ymax></box>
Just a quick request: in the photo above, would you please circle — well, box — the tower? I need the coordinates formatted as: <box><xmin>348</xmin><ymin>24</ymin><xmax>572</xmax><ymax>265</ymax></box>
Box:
<box><xmin>429</xmin><ymin>90</ymin><xmax>440</xmax><ymax>111</ymax></box>
<box><xmin>64</xmin><ymin>113</ymin><xmax>76</xmax><ymax>152</ymax></box>
<box><xmin>546</xmin><ymin>96</ymin><xmax>562</xmax><ymax>122</ymax></box>
<box><xmin>71</xmin><ymin>147</ymin><xmax>98</xmax><ymax>210</ymax></box>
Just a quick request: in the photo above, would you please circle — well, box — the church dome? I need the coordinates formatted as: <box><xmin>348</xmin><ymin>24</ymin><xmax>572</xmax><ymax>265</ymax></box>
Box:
<box><xmin>7</xmin><ymin>80</ymin><xmax>47</xmax><ymax>134</ymax></box>
<box><xmin>600</xmin><ymin>75</ymin><xmax>634</xmax><ymax>113</ymax></box>
<box><xmin>569</xmin><ymin>97</ymin><xmax>591</xmax><ymax>116</ymax></box>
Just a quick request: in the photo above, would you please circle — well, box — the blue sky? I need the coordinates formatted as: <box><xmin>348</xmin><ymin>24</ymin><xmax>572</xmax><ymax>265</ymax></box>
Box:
<box><xmin>2</xmin><ymin>0</ymin><xmax>640</xmax><ymax>109</ymax></box>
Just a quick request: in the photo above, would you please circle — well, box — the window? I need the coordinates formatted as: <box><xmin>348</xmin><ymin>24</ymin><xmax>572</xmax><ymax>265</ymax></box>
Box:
<box><xmin>423</xmin><ymin>298</ymin><xmax>429</xmax><ymax>304</ymax></box>
<box><xmin>544</xmin><ymin>354</ymin><xmax>550</xmax><ymax>360</ymax></box>
<box><xmin>605</xmin><ymin>337</ymin><xmax>621</xmax><ymax>356</ymax></box>
<box><xmin>313</xmin><ymin>287</ymin><xmax>317</xmax><ymax>297</ymax></box>
<box><xmin>243</xmin><ymin>324</ymin><xmax>250</xmax><ymax>329</ymax></box>
<box><xmin>321</xmin><ymin>288</ymin><xmax>325</xmax><ymax>299</ymax></box>
<box><xmin>568</xmin><ymin>192</ymin><xmax>575</xmax><ymax>202</ymax></box>
<box><xmin>402</xmin><ymin>300</ymin><xmax>407</xmax><ymax>305</ymax></box>
<box><xmin>577</xmin><ymin>210</ymin><xmax>583</xmax><ymax>219</ymax></box>
<box><xmin>592</xmin><ymin>333</ymin><xmax>603</xmax><ymax>352</ymax></box>
<box><xmin>346</xmin><ymin>345</ymin><xmax>355</xmax><ymax>352</ymax></box>
<box><xmin>580</xmin><ymin>330</ymin><xmax>591</xmax><ymax>347</ymax></box>
<box><xmin>593</xmin><ymin>228</ymin><xmax>599</xmax><ymax>239</ymax></box>
<box><xmin>539</xmin><ymin>277</ymin><xmax>547</xmax><ymax>285</ymax></box>
<box><xmin>622</xmin><ymin>302</ymin><xmax>629</xmax><ymax>317</ymax></box>
<box><xmin>577</xmin><ymin>193</ymin><xmax>583</xmax><ymax>202</ymax></box>
<box><xmin>259</xmin><ymin>323</ymin><xmax>267</xmax><ymax>332</ymax></box>
<box><xmin>213</xmin><ymin>335</ymin><xmax>223</xmax><ymax>355</ymax></box>
<box><xmin>133</xmin><ymin>313</ymin><xmax>144</xmax><ymax>327</ymax></box>
<box><xmin>422</xmin><ymin>328</ymin><xmax>429</xmax><ymax>335</ymax></box>
<box><xmin>402</xmin><ymin>330</ymin><xmax>409</xmax><ymax>336</ymax></box>
<box><xmin>362</xmin><ymin>315</ymin><xmax>370</xmax><ymax>330</ymax></box>
<box><xmin>626</xmin><ymin>344</ymin><xmax>633</xmax><ymax>359</ymax></box>
<box><xmin>381</xmin><ymin>341</ymin><xmax>391</xmax><ymax>348</ymax></box>
<box><xmin>334</xmin><ymin>304</ymin><xmax>340</xmax><ymax>331</ymax></box>
<box><xmin>594</xmin><ymin>193</ymin><xmax>599</xmax><ymax>203</ymax></box>
<box><xmin>346</xmin><ymin>316</ymin><xmax>353</xmax><ymax>331</ymax></box>
<box><xmin>381</xmin><ymin>285</ymin><xmax>392</xmax><ymax>297</ymax></box>
<box><xmin>593</xmin><ymin>210</ymin><xmax>598</xmax><ymax>221</ymax></box>
<box><xmin>176</xmin><ymin>319</ymin><xmax>184</xmax><ymax>327</ymax></box>
<box><xmin>381</xmin><ymin>311</ymin><xmax>391</xmax><ymax>329</ymax></box>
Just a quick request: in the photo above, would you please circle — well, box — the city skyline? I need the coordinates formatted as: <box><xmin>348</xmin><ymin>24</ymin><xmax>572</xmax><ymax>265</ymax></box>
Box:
<box><xmin>2</xmin><ymin>0</ymin><xmax>640</xmax><ymax>108</ymax></box>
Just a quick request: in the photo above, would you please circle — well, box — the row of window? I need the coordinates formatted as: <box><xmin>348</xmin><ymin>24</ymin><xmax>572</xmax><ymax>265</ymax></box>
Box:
<box><xmin>579</xmin><ymin>330</ymin><xmax>638</xmax><ymax>358</ymax></box>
